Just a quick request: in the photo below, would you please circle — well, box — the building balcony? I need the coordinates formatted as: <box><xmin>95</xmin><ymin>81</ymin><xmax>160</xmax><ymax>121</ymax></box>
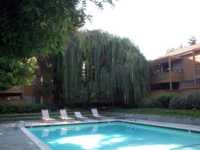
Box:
<box><xmin>195</xmin><ymin>66</ymin><xmax>200</xmax><ymax>78</ymax></box>
<box><xmin>151</xmin><ymin>71</ymin><xmax>184</xmax><ymax>84</ymax></box>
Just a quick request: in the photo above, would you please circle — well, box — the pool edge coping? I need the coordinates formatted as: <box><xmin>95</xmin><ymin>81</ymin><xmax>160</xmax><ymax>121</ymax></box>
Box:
<box><xmin>20</xmin><ymin>127</ymin><xmax>51</xmax><ymax>150</ymax></box>
<box><xmin>123</xmin><ymin>119</ymin><xmax>200</xmax><ymax>133</ymax></box>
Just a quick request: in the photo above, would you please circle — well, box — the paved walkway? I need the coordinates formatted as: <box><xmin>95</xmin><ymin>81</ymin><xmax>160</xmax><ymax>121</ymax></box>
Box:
<box><xmin>0</xmin><ymin>123</ymin><xmax>39</xmax><ymax>150</ymax></box>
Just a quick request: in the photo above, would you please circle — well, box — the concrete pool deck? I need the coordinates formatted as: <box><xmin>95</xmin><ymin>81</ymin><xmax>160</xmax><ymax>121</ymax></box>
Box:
<box><xmin>128</xmin><ymin>119</ymin><xmax>200</xmax><ymax>132</ymax></box>
<box><xmin>1</xmin><ymin>118</ymin><xmax>200</xmax><ymax>150</ymax></box>
<box><xmin>0</xmin><ymin>123</ymin><xmax>39</xmax><ymax>150</ymax></box>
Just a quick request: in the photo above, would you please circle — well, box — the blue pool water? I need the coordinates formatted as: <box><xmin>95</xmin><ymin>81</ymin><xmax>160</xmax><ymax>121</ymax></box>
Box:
<box><xmin>28</xmin><ymin>121</ymin><xmax>200</xmax><ymax>150</ymax></box>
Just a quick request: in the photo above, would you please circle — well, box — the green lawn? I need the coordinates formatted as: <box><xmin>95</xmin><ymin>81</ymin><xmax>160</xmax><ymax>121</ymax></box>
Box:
<box><xmin>111</xmin><ymin>108</ymin><xmax>200</xmax><ymax>118</ymax></box>
<box><xmin>0</xmin><ymin>110</ymin><xmax>94</xmax><ymax>122</ymax></box>
<box><xmin>0</xmin><ymin>108</ymin><xmax>200</xmax><ymax>122</ymax></box>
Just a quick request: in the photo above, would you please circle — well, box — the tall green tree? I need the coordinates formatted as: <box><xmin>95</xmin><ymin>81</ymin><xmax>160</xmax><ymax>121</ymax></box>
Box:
<box><xmin>0</xmin><ymin>0</ymin><xmax>113</xmax><ymax>91</ymax></box>
<box><xmin>63</xmin><ymin>31</ymin><xmax>150</xmax><ymax>107</ymax></box>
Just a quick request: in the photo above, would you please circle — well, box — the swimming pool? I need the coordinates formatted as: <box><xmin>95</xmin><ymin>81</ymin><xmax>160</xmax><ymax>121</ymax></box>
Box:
<box><xmin>28</xmin><ymin>121</ymin><xmax>200</xmax><ymax>150</ymax></box>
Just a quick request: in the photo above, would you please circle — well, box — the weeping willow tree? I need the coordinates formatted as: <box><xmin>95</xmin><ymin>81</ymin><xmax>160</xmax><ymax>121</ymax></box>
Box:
<box><xmin>63</xmin><ymin>30</ymin><xmax>150</xmax><ymax>107</ymax></box>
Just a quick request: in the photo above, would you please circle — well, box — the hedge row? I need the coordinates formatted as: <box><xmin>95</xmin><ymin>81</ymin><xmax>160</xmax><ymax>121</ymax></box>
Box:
<box><xmin>140</xmin><ymin>91</ymin><xmax>200</xmax><ymax>109</ymax></box>
<box><xmin>0</xmin><ymin>103</ymin><xmax>43</xmax><ymax>114</ymax></box>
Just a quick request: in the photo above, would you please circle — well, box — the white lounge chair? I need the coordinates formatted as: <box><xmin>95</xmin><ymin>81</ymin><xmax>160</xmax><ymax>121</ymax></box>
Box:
<box><xmin>74</xmin><ymin>112</ymin><xmax>88</xmax><ymax>119</ymax></box>
<box><xmin>41</xmin><ymin>109</ymin><xmax>55</xmax><ymax>121</ymax></box>
<box><xmin>91</xmin><ymin>108</ymin><xmax>103</xmax><ymax>118</ymax></box>
<box><xmin>59</xmin><ymin>109</ymin><xmax>73</xmax><ymax>120</ymax></box>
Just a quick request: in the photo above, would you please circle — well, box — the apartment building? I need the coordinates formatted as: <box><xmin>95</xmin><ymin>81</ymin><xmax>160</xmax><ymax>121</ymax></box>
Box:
<box><xmin>151</xmin><ymin>43</ymin><xmax>200</xmax><ymax>90</ymax></box>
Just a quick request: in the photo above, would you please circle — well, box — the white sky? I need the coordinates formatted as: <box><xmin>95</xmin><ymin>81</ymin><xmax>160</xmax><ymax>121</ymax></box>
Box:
<box><xmin>82</xmin><ymin>0</ymin><xmax>200</xmax><ymax>60</ymax></box>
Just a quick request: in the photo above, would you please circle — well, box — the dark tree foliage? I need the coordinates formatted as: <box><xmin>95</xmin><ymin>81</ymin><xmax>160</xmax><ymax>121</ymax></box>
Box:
<box><xmin>188</xmin><ymin>36</ymin><xmax>197</xmax><ymax>46</ymax></box>
<box><xmin>0</xmin><ymin>57</ymin><xmax>37</xmax><ymax>90</ymax></box>
<box><xmin>0</xmin><ymin>0</ymin><xmax>113</xmax><ymax>58</ymax></box>
<box><xmin>0</xmin><ymin>0</ymin><xmax>113</xmax><ymax>91</ymax></box>
<box><xmin>33</xmin><ymin>54</ymin><xmax>64</xmax><ymax>106</ymax></box>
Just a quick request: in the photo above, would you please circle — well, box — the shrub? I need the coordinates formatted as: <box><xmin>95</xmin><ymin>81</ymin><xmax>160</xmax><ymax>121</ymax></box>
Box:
<box><xmin>187</xmin><ymin>91</ymin><xmax>200</xmax><ymax>109</ymax></box>
<box><xmin>0</xmin><ymin>100</ymin><xmax>43</xmax><ymax>114</ymax></box>
<box><xmin>140</xmin><ymin>93</ymin><xmax>178</xmax><ymax>108</ymax></box>
<box><xmin>169</xmin><ymin>95</ymin><xmax>187</xmax><ymax>109</ymax></box>
<box><xmin>139</xmin><ymin>97</ymin><xmax>163</xmax><ymax>108</ymax></box>
<box><xmin>140</xmin><ymin>91</ymin><xmax>200</xmax><ymax>110</ymax></box>
<box><xmin>155</xmin><ymin>93</ymin><xmax>178</xmax><ymax>108</ymax></box>
<box><xmin>169</xmin><ymin>91</ymin><xmax>200</xmax><ymax>109</ymax></box>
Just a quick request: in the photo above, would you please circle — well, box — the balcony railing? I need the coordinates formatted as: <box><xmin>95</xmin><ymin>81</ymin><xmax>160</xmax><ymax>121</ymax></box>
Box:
<box><xmin>151</xmin><ymin>71</ymin><xmax>184</xmax><ymax>83</ymax></box>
